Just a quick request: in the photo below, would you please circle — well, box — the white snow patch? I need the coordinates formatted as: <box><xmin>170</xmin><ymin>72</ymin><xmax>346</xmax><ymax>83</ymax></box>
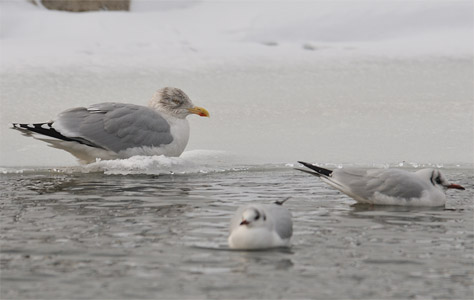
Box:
<box><xmin>1</xmin><ymin>1</ymin><xmax>472</xmax><ymax>71</ymax></box>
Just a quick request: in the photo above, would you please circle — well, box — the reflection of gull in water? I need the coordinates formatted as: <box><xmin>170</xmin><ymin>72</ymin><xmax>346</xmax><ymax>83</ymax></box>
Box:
<box><xmin>12</xmin><ymin>87</ymin><xmax>209</xmax><ymax>164</ymax></box>
<box><xmin>228</xmin><ymin>199</ymin><xmax>293</xmax><ymax>250</ymax></box>
<box><xmin>296</xmin><ymin>161</ymin><xmax>465</xmax><ymax>207</ymax></box>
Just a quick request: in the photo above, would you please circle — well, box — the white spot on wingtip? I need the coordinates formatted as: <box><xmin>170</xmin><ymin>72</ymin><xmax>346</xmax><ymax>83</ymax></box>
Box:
<box><xmin>41</xmin><ymin>124</ymin><xmax>50</xmax><ymax>129</ymax></box>
<box><xmin>27</xmin><ymin>124</ymin><xmax>34</xmax><ymax>128</ymax></box>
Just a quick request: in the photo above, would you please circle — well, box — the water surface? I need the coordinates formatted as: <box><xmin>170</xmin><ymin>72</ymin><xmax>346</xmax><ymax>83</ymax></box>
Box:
<box><xmin>1</xmin><ymin>166</ymin><xmax>472</xmax><ymax>299</ymax></box>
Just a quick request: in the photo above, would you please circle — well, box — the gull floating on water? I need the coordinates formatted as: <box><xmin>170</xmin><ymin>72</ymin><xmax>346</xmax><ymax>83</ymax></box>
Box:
<box><xmin>296</xmin><ymin>161</ymin><xmax>465</xmax><ymax>207</ymax></box>
<box><xmin>228</xmin><ymin>199</ymin><xmax>293</xmax><ymax>250</ymax></box>
<box><xmin>12</xmin><ymin>87</ymin><xmax>209</xmax><ymax>164</ymax></box>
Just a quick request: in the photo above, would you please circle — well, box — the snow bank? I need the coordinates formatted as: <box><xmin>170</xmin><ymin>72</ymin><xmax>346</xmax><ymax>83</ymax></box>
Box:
<box><xmin>77</xmin><ymin>150</ymin><xmax>243</xmax><ymax>175</ymax></box>
<box><xmin>1</xmin><ymin>0</ymin><xmax>472</xmax><ymax>71</ymax></box>
<box><xmin>1</xmin><ymin>1</ymin><xmax>472</xmax><ymax>167</ymax></box>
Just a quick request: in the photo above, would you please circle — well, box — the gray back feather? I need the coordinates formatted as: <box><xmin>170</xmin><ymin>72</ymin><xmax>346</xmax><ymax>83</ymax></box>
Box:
<box><xmin>267</xmin><ymin>205</ymin><xmax>293</xmax><ymax>239</ymax></box>
<box><xmin>53</xmin><ymin>103</ymin><xmax>173</xmax><ymax>152</ymax></box>
<box><xmin>332</xmin><ymin>168</ymin><xmax>426</xmax><ymax>200</ymax></box>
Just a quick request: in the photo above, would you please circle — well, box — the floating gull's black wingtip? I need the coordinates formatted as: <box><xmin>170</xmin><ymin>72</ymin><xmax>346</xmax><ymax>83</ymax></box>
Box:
<box><xmin>297</xmin><ymin>161</ymin><xmax>333</xmax><ymax>177</ymax></box>
<box><xmin>274</xmin><ymin>197</ymin><xmax>290</xmax><ymax>206</ymax></box>
<box><xmin>294</xmin><ymin>167</ymin><xmax>320</xmax><ymax>177</ymax></box>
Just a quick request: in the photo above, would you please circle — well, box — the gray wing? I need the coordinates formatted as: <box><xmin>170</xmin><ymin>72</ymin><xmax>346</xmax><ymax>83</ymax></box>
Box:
<box><xmin>266</xmin><ymin>205</ymin><xmax>293</xmax><ymax>239</ymax></box>
<box><xmin>332</xmin><ymin>168</ymin><xmax>426</xmax><ymax>200</ymax></box>
<box><xmin>52</xmin><ymin>103</ymin><xmax>173</xmax><ymax>152</ymax></box>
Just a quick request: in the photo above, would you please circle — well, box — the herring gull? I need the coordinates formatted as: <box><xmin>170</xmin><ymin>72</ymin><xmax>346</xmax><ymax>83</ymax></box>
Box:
<box><xmin>12</xmin><ymin>87</ymin><xmax>209</xmax><ymax>164</ymax></box>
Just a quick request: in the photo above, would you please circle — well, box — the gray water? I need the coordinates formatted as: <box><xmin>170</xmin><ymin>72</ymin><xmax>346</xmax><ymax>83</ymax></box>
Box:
<box><xmin>1</xmin><ymin>166</ymin><xmax>473</xmax><ymax>299</ymax></box>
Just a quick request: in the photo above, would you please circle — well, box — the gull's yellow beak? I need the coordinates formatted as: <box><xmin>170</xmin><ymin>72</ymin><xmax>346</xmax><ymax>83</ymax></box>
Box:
<box><xmin>188</xmin><ymin>106</ymin><xmax>210</xmax><ymax>117</ymax></box>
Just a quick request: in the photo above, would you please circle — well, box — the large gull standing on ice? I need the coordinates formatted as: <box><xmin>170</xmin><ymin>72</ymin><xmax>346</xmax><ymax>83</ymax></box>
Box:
<box><xmin>12</xmin><ymin>87</ymin><xmax>209</xmax><ymax>164</ymax></box>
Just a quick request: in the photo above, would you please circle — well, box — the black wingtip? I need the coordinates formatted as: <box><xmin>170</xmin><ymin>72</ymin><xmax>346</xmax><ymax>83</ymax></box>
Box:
<box><xmin>13</xmin><ymin>122</ymin><xmax>70</xmax><ymax>140</ymax></box>
<box><xmin>294</xmin><ymin>167</ymin><xmax>319</xmax><ymax>177</ymax></box>
<box><xmin>274</xmin><ymin>197</ymin><xmax>290</xmax><ymax>206</ymax></box>
<box><xmin>297</xmin><ymin>161</ymin><xmax>333</xmax><ymax>177</ymax></box>
<box><xmin>12</xmin><ymin>122</ymin><xmax>106</xmax><ymax>149</ymax></box>
<box><xmin>12</xmin><ymin>123</ymin><xmax>32</xmax><ymax>131</ymax></box>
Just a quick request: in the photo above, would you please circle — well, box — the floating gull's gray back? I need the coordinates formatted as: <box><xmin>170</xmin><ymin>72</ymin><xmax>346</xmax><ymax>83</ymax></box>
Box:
<box><xmin>331</xmin><ymin>168</ymin><xmax>425</xmax><ymax>200</ymax></box>
<box><xmin>269</xmin><ymin>205</ymin><xmax>293</xmax><ymax>240</ymax></box>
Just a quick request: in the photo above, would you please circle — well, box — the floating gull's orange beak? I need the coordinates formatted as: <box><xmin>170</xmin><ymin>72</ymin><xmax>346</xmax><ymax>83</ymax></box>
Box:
<box><xmin>447</xmin><ymin>183</ymin><xmax>465</xmax><ymax>190</ymax></box>
<box><xmin>188</xmin><ymin>106</ymin><xmax>210</xmax><ymax>117</ymax></box>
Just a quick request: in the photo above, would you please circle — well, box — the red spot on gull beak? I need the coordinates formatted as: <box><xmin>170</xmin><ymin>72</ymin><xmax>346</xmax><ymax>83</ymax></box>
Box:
<box><xmin>240</xmin><ymin>219</ymin><xmax>249</xmax><ymax>226</ymax></box>
<box><xmin>447</xmin><ymin>183</ymin><xmax>465</xmax><ymax>190</ymax></box>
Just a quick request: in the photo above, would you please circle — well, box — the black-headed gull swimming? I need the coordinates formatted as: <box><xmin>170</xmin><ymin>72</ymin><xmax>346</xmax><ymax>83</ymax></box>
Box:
<box><xmin>12</xmin><ymin>87</ymin><xmax>209</xmax><ymax>164</ymax></box>
<box><xmin>297</xmin><ymin>161</ymin><xmax>465</xmax><ymax>207</ymax></box>
<box><xmin>228</xmin><ymin>199</ymin><xmax>293</xmax><ymax>250</ymax></box>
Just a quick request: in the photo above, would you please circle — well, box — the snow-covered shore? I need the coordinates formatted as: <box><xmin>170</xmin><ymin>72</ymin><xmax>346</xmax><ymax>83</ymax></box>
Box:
<box><xmin>1</xmin><ymin>1</ymin><xmax>472</xmax><ymax>167</ymax></box>
<box><xmin>1</xmin><ymin>0</ymin><xmax>472</xmax><ymax>71</ymax></box>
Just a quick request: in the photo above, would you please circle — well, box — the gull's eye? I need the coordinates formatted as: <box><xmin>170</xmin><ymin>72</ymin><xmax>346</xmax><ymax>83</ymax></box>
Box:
<box><xmin>171</xmin><ymin>99</ymin><xmax>181</xmax><ymax>105</ymax></box>
<box><xmin>435</xmin><ymin>176</ymin><xmax>442</xmax><ymax>184</ymax></box>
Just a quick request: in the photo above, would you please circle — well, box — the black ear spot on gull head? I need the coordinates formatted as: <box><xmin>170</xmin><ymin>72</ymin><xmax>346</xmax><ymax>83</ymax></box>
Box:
<box><xmin>254</xmin><ymin>210</ymin><xmax>260</xmax><ymax>220</ymax></box>
<box><xmin>430</xmin><ymin>170</ymin><xmax>436</xmax><ymax>186</ymax></box>
<box><xmin>430</xmin><ymin>170</ymin><xmax>444</xmax><ymax>186</ymax></box>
